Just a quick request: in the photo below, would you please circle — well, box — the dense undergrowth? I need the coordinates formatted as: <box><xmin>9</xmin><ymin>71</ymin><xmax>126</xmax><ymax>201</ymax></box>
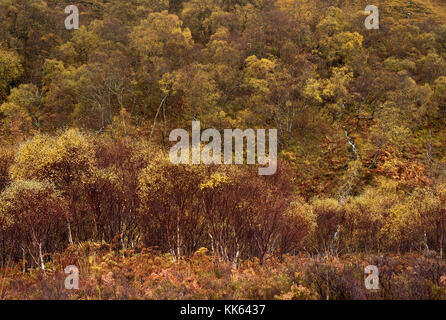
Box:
<box><xmin>1</xmin><ymin>243</ymin><xmax>446</xmax><ymax>300</ymax></box>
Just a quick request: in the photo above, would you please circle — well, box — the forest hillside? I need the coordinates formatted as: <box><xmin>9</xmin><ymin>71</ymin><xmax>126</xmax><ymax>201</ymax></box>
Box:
<box><xmin>1</xmin><ymin>0</ymin><xmax>446</xmax><ymax>299</ymax></box>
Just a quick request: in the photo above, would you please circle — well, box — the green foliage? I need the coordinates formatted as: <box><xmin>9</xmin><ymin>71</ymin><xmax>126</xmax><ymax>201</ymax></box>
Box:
<box><xmin>0</xmin><ymin>48</ymin><xmax>22</xmax><ymax>101</ymax></box>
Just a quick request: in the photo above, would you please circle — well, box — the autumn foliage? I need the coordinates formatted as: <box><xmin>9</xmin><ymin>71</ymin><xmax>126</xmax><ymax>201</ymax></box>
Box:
<box><xmin>1</xmin><ymin>0</ymin><xmax>446</xmax><ymax>299</ymax></box>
